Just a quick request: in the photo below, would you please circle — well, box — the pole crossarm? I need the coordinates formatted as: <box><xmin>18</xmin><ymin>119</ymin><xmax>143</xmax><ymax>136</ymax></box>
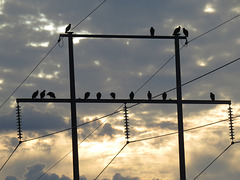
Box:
<box><xmin>60</xmin><ymin>33</ymin><xmax>187</xmax><ymax>40</ymax></box>
<box><xmin>16</xmin><ymin>98</ymin><xmax>231</xmax><ymax>105</ymax></box>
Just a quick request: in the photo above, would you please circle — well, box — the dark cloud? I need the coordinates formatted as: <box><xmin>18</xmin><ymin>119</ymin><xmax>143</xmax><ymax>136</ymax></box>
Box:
<box><xmin>112</xmin><ymin>173</ymin><xmax>140</xmax><ymax>180</ymax></box>
<box><xmin>5</xmin><ymin>176</ymin><xmax>19</xmax><ymax>180</ymax></box>
<box><xmin>24</xmin><ymin>163</ymin><xmax>71</xmax><ymax>180</ymax></box>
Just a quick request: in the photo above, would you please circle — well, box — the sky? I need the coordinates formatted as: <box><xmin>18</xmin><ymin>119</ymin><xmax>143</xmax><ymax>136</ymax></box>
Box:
<box><xmin>0</xmin><ymin>0</ymin><xmax>240</xmax><ymax>179</ymax></box>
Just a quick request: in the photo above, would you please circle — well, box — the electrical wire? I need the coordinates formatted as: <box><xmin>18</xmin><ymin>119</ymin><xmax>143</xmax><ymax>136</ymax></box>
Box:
<box><xmin>71</xmin><ymin>0</ymin><xmax>108</xmax><ymax>31</ymax></box>
<box><xmin>133</xmin><ymin>13</ymin><xmax>240</xmax><ymax>96</ymax></box>
<box><xmin>193</xmin><ymin>143</ymin><xmax>233</xmax><ymax>180</ymax></box>
<box><xmin>129</xmin><ymin>116</ymin><xmax>232</xmax><ymax>144</ymax></box>
<box><xmin>0</xmin><ymin>0</ymin><xmax>108</xmax><ymax>111</ymax></box>
<box><xmin>0</xmin><ymin>41</ymin><xmax>59</xmax><ymax>109</ymax></box>
<box><xmin>36</xmin><ymin>104</ymin><xmax>123</xmax><ymax>180</ymax></box>
<box><xmin>188</xmin><ymin>13</ymin><xmax>240</xmax><ymax>44</ymax></box>
<box><xmin>0</xmin><ymin>143</ymin><xmax>21</xmax><ymax>172</ymax></box>
<box><xmin>94</xmin><ymin>142</ymin><xmax>128</xmax><ymax>180</ymax></box>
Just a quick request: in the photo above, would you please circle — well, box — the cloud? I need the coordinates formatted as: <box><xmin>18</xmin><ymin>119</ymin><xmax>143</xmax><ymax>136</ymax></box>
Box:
<box><xmin>24</xmin><ymin>163</ymin><xmax>71</xmax><ymax>180</ymax></box>
<box><xmin>112</xmin><ymin>173</ymin><xmax>140</xmax><ymax>180</ymax></box>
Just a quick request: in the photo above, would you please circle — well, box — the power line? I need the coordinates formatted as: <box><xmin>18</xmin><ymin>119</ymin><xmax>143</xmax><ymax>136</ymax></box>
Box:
<box><xmin>0</xmin><ymin>1</ymin><xmax>109</xmax><ymax>111</ymax></box>
<box><xmin>94</xmin><ymin>142</ymin><xmax>128</xmax><ymax>180</ymax></box>
<box><xmin>71</xmin><ymin>0</ymin><xmax>108</xmax><ymax>31</ymax></box>
<box><xmin>133</xmin><ymin>13</ymin><xmax>240</xmax><ymax>96</ymax></box>
<box><xmin>193</xmin><ymin>143</ymin><xmax>233</xmax><ymax>180</ymax></box>
<box><xmin>0</xmin><ymin>143</ymin><xmax>21</xmax><ymax>172</ymax></box>
<box><xmin>36</xmin><ymin>104</ymin><xmax>123</xmax><ymax>180</ymax></box>
<box><xmin>129</xmin><ymin>116</ymin><xmax>232</xmax><ymax>144</ymax></box>
<box><xmin>0</xmin><ymin>42</ymin><xmax>59</xmax><ymax>109</ymax></box>
<box><xmin>188</xmin><ymin>13</ymin><xmax>240</xmax><ymax>43</ymax></box>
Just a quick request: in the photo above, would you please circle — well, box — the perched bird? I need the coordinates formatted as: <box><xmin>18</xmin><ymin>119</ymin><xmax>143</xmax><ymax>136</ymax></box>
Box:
<box><xmin>32</xmin><ymin>90</ymin><xmax>39</xmax><ymax>99</ymax></box>
<box><xmin>110</xmin><ymin>92</ymin><xmax>116</xmax><ymax>99</ymax></box>
<box><xmin>40</xmin><ymin>90</ymin><xmax>46</xmax><ymax>99</ymax></box>
<box><xmin>65</xmin><ymin>24</ymin><xmax>71</xmax><ymax>33</ymax></box>
<box><xmin>173</xmin><ymin>26</ymin><xmax>181</xmax><ymax>36</ymax></box>
<box><xmin>47</xmin><ymin>92</ymin><xmax>56</xmax><ymax>99</ymax></box>
<box><xmin>183</xmin><ymin>28</ymin><xmax>189</xmax><ymax>45</ymax></box>
<box><xmin>150</xmin><ymin>27</ymin><xmax>155</xmax><ymax>36</ymax></box>
<box><xmin>147</xmin><ymin>91</ymin><xmax>152</xmax><ymax>100</ymax></box>
<box><xmin>129</xmin><ymin>91</ymin><xmax>134</xmax><ymax>100</ymax></box>
<box><xmin>183</xmin><ymin>28</ymin><xmax>189</xmax><ymax>37</ymax></box>
<box><xmin>84</xmin><ymin>92</ymin><xmax>90</xmax><ymax>99</ymax></box>
<box><xmin>96</xmin><ymin>92</ymin><xmax>101</xmax><ymax>100</ymax></box>
<box><xmin>210</xmin><ymin>92</ymin><xmax>215</xmax><ymax>101</ymax></box>
<box><xmin>162</xmin><ymin>92</ymin><xmax>167</xmax><ymax>100</ymax></box>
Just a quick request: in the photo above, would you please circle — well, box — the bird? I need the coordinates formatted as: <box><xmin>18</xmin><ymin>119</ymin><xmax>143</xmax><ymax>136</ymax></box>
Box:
<box><xmin>110</xmin><ymin>92</ymin><xmax>116</xmax><ymax>99</ymax></box>
<box><xmin>150</xmin><ymin>27</ymin><xmax>155</xmax><ymax>36</ymax></box>
<box><xmin>183</xmin><ymin>28</ymin><xmax>189</xmax><ymax>37</ymax></box>
<box><xmin>183</xmin><ymin>28</ymin><xmax>189</xmax><ymax>45</ymax></box>
<box><xmin>173</xmin><ymin>26</ymin><xmax>181</xmax><ymax>36</ymax></box>
<box><xmin>32</xmin><ymin>90</ymin><xmax>39</xmax><ymax>99</ymax></box>
<box><xmin>96</xmin><ymin>92</ymin><xmax>101</xmax><ymax>100</ymax></box>
<box><xmin>162</xmin><ymin>92</ymin><xmax>167</xmax><ymax>100</ymax></box>
<box><xmin>40</xmin><ymin>90</ymin><xmax>46</xmax><ymax>99</ymax></box>
<box><xmin>47</xmin><ymin>92</ymin><xmax>56</xmax><ymax>99</ymax></box>
<box><xmin>147</xmin><ymin>91</ymin><xmax>152</xmax><ymax>100</ymax></box>
<box><xmin>129</xmin><ymin>91</ymin><xmax>134</xmax><ymax>100</ymax></box>
<box><xmin>210</xmin><ymin>92</ymin><xmax>215</xmax><ymax>101</ymax></box>
<box><xmin>65</xmin><ymin>24</ymin><xmax>71</xmax><ymax>33</ymax></box>
<box><xmin>84</xmin><ymin>92</ymin><xmax>90</xmax><ymax>99</ymax></box>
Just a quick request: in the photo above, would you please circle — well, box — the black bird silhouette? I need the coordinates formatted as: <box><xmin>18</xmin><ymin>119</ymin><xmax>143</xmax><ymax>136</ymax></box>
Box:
<box><xmin>96</xmin><ymin>92</ymin><xmax>101</xmax><ymax>100</ymax></box>
<box><xmin>183</xmin><ymin>28</ymin><xmax>189</xmax><ymax>45</ymax></box>
<box><xmin>147</xmin><ymin>91</ymin><xmax>152</xmax><ymax>100</ymax></box>
<box><xmin>210</xmin><ymin>92</ymin><xmax>215</xmax><ymax>101</ymax></box>
<box><xmin>65</xmin><ymin>24</ymin><xmax>71</xmax><ymax>33</ymax></box>
<box><xmin>183</xmin><ymin>28</ymin><xmax>189</xmax><ymax>37</ymax></box>
<box><xmin>110</xmin><ymin>92</ymin><xmax>116</xmax><ymax>99</ymax></box>
<box><xmin>162</xmin><ymin>92</ymin><xmax>167</xmax><ymax>100</ymax></box>
<box><xmin>84</xmin><ymin>92</ymin><xmax>90</xmax><ymax>99</ymax></box>
<box><xmin>150</xmin><ymin>27</ymin><xmax>155</xmax><ymax>36</ymax></box>
<box><xmin>32</xmin><ymin>90</ymin><xmax>39</xmax><ymax>99</ymax></box>
<box><xmin>40</xmin><ymin>90</ymin><xmax>46</xmax><ymax>99</ymax></box>
<box><xmin>47</xmin><ymin>92</ymin><xmax>56</xmax><ymax>99</ymax></box>
<box><xmin>129</xmin><ymin>91</ymin><xmax>134</xmax><ymax>100</ymax></box>
<box><xmin>173</xmin><ymin>26</ymin><xmax>181</xmax><ymax>36</ymax></box>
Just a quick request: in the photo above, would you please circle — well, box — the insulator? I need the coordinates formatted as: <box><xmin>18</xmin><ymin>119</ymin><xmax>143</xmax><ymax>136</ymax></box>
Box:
<box><xmin>123</xmin><ymin>103</ymin><xmax>130</xmax><ymax>142</ymax></box>
<box><xmin>228</xmin><ymin>105</ymin><xmax>234</xmax><ymax>141</ymax></box>
<box><xmin>16</xmin><ymin>103</ymin><xmax>23</xmax><ymax>142</ymax></box>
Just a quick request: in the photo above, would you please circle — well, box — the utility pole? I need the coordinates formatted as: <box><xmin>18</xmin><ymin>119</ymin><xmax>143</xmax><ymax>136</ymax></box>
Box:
<box><xmin>174</xmin><ymin>34</ymin><xmax>186</xmax><ymax>180</ymax></box>
<box><xmin>16</xmin><ymin>33</ymin><xmax>231</xmax><ymax>180</ymax></box>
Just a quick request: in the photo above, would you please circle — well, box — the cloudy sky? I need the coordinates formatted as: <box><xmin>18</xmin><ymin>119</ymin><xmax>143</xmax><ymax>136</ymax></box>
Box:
<box><xmin>0</xmin><ymin>0</ymin><xmax>240</xmax><ymax>179</ymax></box>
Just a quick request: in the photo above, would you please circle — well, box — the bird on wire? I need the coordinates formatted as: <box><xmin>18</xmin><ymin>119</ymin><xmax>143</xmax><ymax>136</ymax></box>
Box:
<box><xmin>210</xmin><ymin>92</ymin><xmax>215</xmax><ymax>101</ymax></box>
<box><xmin>84</xmin><ymin>92</ymin><xmax>90</xmax><ymax>99</ymax></box>
<box><xmin>65</xmin><ymin>24</ymin><xmax>71</xmax><ymax>33</ymax></box>
<box><xmin>110</xmin><ymin>92</ymin><xmax>116</xmax><ymax>99</ymax></box>
<box><xmin>96</xmin><ymin>92</ymin><xmax>101</xmax><ymax>100</ymax></box>
<box><xmin>129</xmin><ymin>91</ymin><xmax>134</xmax><ymax>100</ymax></box>
<box><xmin>40</xmin><ymin>90</ymin><xmax>46</xmax><ymax>99</ymax></box>
<box><xmin>172</xmin><ymin>26</ymin><xmax>181</xmax><ymax>36</ymax></box>
<box><xmin>150</xmin><ymin>27</ymin><xmax>155</xmax><ymax>36</ymax></box>
<box><xmin>183</xmin><ymin>27</ymin><xmax>189</xmax><ymax>45</ymax></box>
<box><xmin>147</xmin><ymin>91</ymin><xmax>152</xmax><ymax>100</ymax></box>
<box><xmin>32</xmin><ymin>90</ymin><xmax>39</xmax><ymax>99</ymax></box>
<box><xmin>47</xmin><ymin>92</ymin><xmax>56</xmax><ymax>99</ymax></box>
<box><xmin>162</xmin><ymin>92</ymin><xmax>167</xmax><ymax>100</ymax></box>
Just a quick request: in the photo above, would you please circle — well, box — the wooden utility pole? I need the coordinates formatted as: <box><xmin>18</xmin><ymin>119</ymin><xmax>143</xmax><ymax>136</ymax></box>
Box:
<box><xmin>17</xmin><ymin>33</ymin><xmax>231</xmax><ymax>180</ymax></box>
